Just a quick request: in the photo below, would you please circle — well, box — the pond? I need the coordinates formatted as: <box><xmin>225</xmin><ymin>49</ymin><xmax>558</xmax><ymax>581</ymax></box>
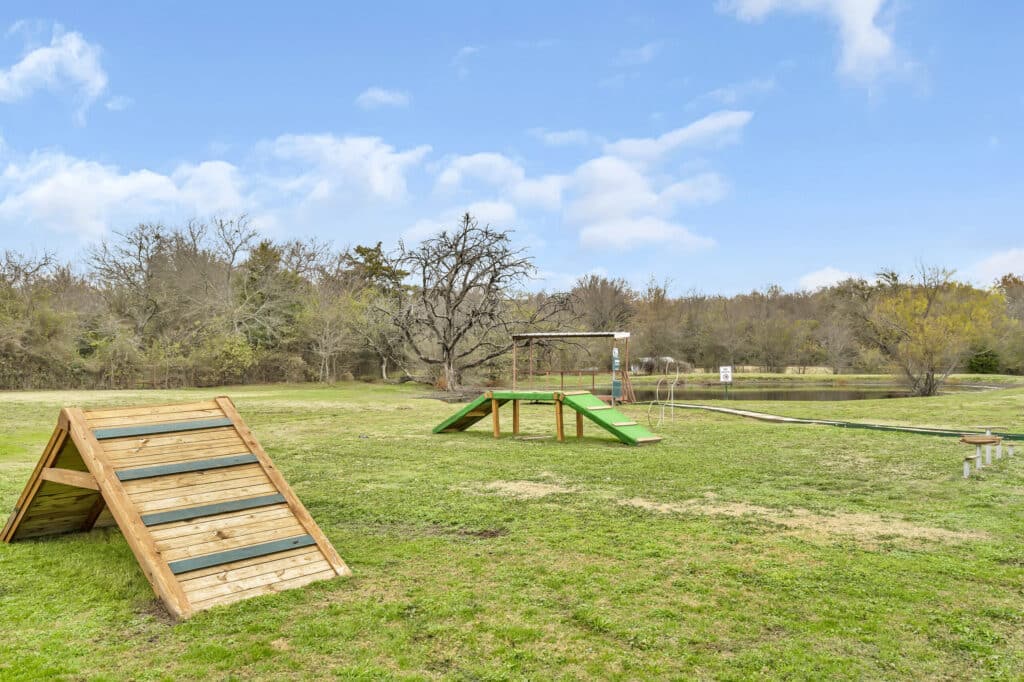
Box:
<box><xmin>631</xmin><ymin>386</ymin><xmax>914</xmax><ymax>402</ymax></box>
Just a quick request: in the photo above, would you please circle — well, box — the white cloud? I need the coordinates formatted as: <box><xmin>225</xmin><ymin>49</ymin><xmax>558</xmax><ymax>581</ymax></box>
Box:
<box><xmin>528</xmin><ymin>128</ymin><xmax>596</xmax><ymax>146</ymax></box>
<box><xmin>436</xmin><ymin>153</ymin><xmax>524</xmax><ymax>191</ymax></box>
<box><xmin>268</xmin><ymin>134</ymin><xmax>430</xmax><ymax>202</ymax></box>
<box><xmin>403</xmin><ymin>200</ymin><xmax>517</xmax><ymax>242</ymax></box>
<box><xmin>614</xmin><ymin>42</ymin><xmax>662</xmax><ymax>66</ymax></box>
<box><xmin>355</xmin><ymin>87</ymin><xmax>410</xmax><ymax>109</ymax></box>
<box><xmin>718</xmin><ymin>0</ymin><xmax>911</xmax><ymax>85</ymax></box>
<box><xmin>798</xmin><ymin>266</ymin><xmax>858</xmax><ymax>290</ymax></box>
<box><xmin>105</xmin><ymin>94</ymin><xmax>132</xmax><ymax>111</ymax></box>
<box><xmin>0</xmin><ymin>26</ymin><xmax>108</xmax><ymax>122</ymax></box>
<box><xmin>0</xmin><ymin>152</ymin><xmax>180</xmax><ymax>238</ymax></box>
<box><xmin>967</xmin><ymin>249</ymin><xmax>1024</xmax><ymax>284</ymax></box>
<box><xmin>565</xmin><ymin>156</ymin><xmax>720</xmax><ymax>251</ymax></box>
<box><xmin>690</xmin><ymin>77</ymin><xmax>775</xmax><ymax>107</ymax></box>
<box><xmin>435</xmin><ymin>152</ymin><xmax>565</xmax><ymax>211</ymax></box>
<box><xmin>661</xmin><ymin>172</ymin><xmax>730</xmax><ymax>205</ymax></box>
<box><xmin>0</xmin><ymin>133</ymin><xmax>432</xmax><ymax>239</ymax></box>
<box><xmin>172</xmin><ymin>161</ymin><xmax>247</xmax><ymax>215</ymax></box>
<box><xmin>604</xmin><ymin>110</ymin><xmax>753</xmax><ymax>162</ymax></box>
<box><xmin>579</xmin><ymin>217</ymin><xmax>714</xmax><ymax>250</ymax></box>
<box><xmin>452</xmin><ymin>45</ymin><xmax>480</xmax><ymax>78</ymax></box>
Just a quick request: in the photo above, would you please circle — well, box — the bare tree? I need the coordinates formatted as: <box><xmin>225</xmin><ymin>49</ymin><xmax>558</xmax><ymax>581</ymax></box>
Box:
<box><xmin>388</xmin><ymin>213</ymin><xmax>565</xmax><ymax>390</ymax></box>
<box><xmin>571</xmin><ymin>275</ymin><xmax>634</xmax><ymax>330</ymax></box>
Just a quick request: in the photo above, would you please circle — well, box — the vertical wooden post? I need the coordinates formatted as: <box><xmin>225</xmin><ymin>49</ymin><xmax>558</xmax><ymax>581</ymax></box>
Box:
<box><xmin>576</xmin><ymin>411</ymin><xmax>583</xmax><ymax>439</ymax></box>
<box><xmin>491</xmin><ymin>398</ymin><xmax>500</xmax><ymax>438</ymax></box>
<box><xmin>985</xmin><ymin>444</ymin><xmax>992</xmax><ymax>465</ymax></box>
<box><xmin>964</xmin><ymin>459</ymin><xmax>970</xmax><ymax>478</ymax></box>
<box><xmin>555</xmin><ymin>398</ymin><xmax>565</xmax><ymax>442</ymax></box>
<box><xmin>512</xmin><ymin>400</ymin><xmax>520</xmax><ymax>435</ymax></box>
<box><xmin>997</xmin><ymin>442</ymin><xmax>1003</xmax><ymax>459</ymax></box>
<box><xmin>529</xmin><ymin>340</ymin><xmax>535</xmax><ymax>390</ymax></box>
<box><xmin>975</xmin><ymin>446</ymin><xmax>983</xmax><ymax>470</ymax></box>
<box><xmin>512</xmin><ymin>341</ymin><xmax>517</xmax><ymax>391</ymax></box>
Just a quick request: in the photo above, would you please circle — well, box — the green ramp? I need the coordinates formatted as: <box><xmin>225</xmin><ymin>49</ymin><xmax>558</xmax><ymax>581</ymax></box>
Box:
<box><xmin>432</xmin><ymin>394</ymin><xmax>505</xmax><ymax>433</ymax></box>
<box><xmin>561</xmin><ymin>392</ymin><xmax>662</xmax><ymax>445</ymax></box>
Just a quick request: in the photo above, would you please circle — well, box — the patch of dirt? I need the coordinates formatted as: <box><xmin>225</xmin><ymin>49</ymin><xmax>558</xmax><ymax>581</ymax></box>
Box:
<box><xmin>618</xmin><ymin>494</ymin><xmax>985</xmax><ymax>544</ymax></box>
<box><xmin>270</xmin><ymin>638</ymin><xmax>292</xmax><ymax>651</ymax></box>
<box><xmin>481</xmin><ymin>480</ymin><xmax>576</xmax><ymax>499</ymax></box>
<box><xmin>135</xmin><ymin>599</ymin><xmax>176</xmax><ymax>626</ymax></box>
<box><xmin>457</xmin><ymin>527</ymin><xmax>509</xmax><ymax>538</ymax></box>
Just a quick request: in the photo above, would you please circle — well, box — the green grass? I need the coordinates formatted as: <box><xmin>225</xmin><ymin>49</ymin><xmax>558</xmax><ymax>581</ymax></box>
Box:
<box><xmin>1</xmin><ymin>382</ymin><xmax>1024</xmax><ymax>680</ymax></box>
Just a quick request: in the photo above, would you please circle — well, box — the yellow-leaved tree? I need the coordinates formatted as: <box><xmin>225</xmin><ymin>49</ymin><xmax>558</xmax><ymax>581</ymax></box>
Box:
<box><xmin>866</xmin><ymin>268</ymin><xmax>1009</xmax><ymax>396</ymax></box>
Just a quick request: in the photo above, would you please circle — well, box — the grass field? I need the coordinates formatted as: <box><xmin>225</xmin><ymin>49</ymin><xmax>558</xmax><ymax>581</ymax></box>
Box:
<box><xmin>2</xmin><ymin>382</ymin><xmax>1024</xmax><ymax>680</ymax></box>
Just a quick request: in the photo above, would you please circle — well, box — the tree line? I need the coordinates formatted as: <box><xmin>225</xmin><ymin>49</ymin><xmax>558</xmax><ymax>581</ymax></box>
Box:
<box><xmin>1</xmin><ymin>212</ymin><xmax>1020</xmax><ymax>396</ymax></box>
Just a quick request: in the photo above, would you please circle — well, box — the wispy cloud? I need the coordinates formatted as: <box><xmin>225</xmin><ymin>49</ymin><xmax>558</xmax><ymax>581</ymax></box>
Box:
<box><xmin>105</xmin><ymin>94</ymin><xmax>133</xmax><ymax>111</ymax></box>
<box><xmin>614</xmin><ymin>42</ymin><xmax>662</xmax><ymax>66</ymax></box>
<box><xmin>452</xmin><ymin>45</ymin><xmax>480</xmax><ymax>78</ymax></box>
<box><xmin>717</xmin><ymin>0</ymin><xmax>916</xmax><ymax>86</ymax></box>
<box><xmin>689</xmin><ymin>77</ymin><xmax>775</xmax><ymax>108</ymax></box>
<box><xmin>0</xmin><ymin>24</ymin><xmax>108</xmax><ymax>123</ymax></box>
<box><xmin>355</xmin><ymin>87</ymin><xmax>410</xmax><ymax>109</ymax></box>
<box><xmin>528</xmin><ymin>128</ymin><xmax>597</xmax><ymax>147</ymax></box>
<box><xmin>798</xmin><ymin>266</ymin><xmax>859</xmax><ymax>291</ymax></box>
<box><xmin>603</xmin><ymin>110</ymin><xmax>754</xmax><ymax>163</ymax></box>
<box><xmin>967</xmin><ymin>248</ymin><xmax>1024</xmax><ymax>284</ymax></box>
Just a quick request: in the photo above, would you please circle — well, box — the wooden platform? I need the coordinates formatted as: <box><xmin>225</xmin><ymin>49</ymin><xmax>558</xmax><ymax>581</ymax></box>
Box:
<box><xmin>1</xmin><ymin>396</ymin><xmax>350</xmax><ymax>619</ymax></box>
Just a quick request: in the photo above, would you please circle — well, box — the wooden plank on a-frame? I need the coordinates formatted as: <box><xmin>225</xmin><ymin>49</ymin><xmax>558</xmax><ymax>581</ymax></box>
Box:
<box><xmin>1</xmin><ymin>425</ymin><xmax>68</xmax><ymax>542</ymax></box>
<box><xmin>64</xmin><ymin>407</ymin><xmax>194</xmax><ymax>620</ymax></box>
<box><xmin>215</xmin><ymin>397</ymin><xmax>351</xmax><ymax>578</ymax></box>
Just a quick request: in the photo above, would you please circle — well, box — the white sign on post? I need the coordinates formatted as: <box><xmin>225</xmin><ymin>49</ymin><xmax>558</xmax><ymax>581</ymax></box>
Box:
<box><xmin>719</xmin><ymin>365</ymin><xmax>733</xmax><ymax>383</ymax></box>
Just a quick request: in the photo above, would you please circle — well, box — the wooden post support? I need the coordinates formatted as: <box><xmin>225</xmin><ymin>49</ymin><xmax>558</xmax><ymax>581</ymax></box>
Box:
<box><xmin>985</xmin><ymin>444</ymin><xmax>992</xmax><ymax>465</ymax></box>
<box><xmin>555</xmin><ymin>399</ymin><xmax>565</xmax><ymax>442</ymax></box>
<box><xmin>576</xmin><ymin>411</ymin><xmax>583</xmax><ymax>439</ymax></box>
<box><xmin>512</xmin><ymin>342</ymin><xmax>517</xmax><ymax>391</ymax></box>
<box><xmin>512</xmin><ymin>400</ymin><xmax>520</xmax><ymax>435</ymax></box>
<box><xmin>491</xmin><ymin>398</ymin><xmax>500</xmax><ymax>438</ymax></box>
<box><xmin>963</xmin><ymin>458</ymin><xmax>971</xmax><ymax>478</ymax></box>
<box><xmin>997</xmin><ymin>442</ymin><xmax>1003</xmax><ymax>459</ymax></box>
<box><xmin>975</xmin><ymin>446</ymin><xmax>983</xmax><ymax>470</ymax></box>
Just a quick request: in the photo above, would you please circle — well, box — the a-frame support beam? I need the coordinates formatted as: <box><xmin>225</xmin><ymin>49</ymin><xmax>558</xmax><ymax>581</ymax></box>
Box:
<box><xmin>39</xmin><ymin>468</ymin><xmax>99</xmax><ymax>491</ymax></box>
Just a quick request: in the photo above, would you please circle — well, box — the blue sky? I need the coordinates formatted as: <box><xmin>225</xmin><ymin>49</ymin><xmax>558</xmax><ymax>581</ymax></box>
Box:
<box><xmin>0</xmin><ymin>1</ymin><xmax>1020</xmax><ymax>294</ymax></box>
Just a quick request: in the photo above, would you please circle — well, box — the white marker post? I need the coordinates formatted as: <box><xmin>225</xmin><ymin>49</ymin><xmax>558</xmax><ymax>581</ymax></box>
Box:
<box><xmin>720</xmin><ymin>365</ymin><xmax>733</xmax><ymax>400</ymax></box>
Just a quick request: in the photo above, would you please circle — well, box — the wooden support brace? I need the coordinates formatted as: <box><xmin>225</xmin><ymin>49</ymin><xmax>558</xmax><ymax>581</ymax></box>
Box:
<box><xmin>555</xmin><ymin>400</ymin><xmax>565</xmax><ymax>442</ymax></box>
<box><xmin>576</xmin><ymin>411</ymin><xmax>583</xmax><ymax>439</ymax></box>
<box><xmin>39</xmin><ymin>467</ymin><xmax>99</xmax><ymax>491</ymax></box>
<box><xmin>985</xmin><ymin>444</ymin><xmax>992</xmax><ymax>465</ymax></box>
<box><xmin>512</xmin><ymin>400</ymin><xmax>520</xmax><ymax>435</ymax></box>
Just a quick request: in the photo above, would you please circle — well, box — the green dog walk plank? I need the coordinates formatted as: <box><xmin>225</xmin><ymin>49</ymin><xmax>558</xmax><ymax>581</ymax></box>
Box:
<box><xmin>140</xmin><ymin>494</ymin><xmax>287</xmax><ymax>526</ymax></box>
<box><xmin>93</xmin><ymin>417</ymin><xmax>235</xmax><ymax>440</ymax></box>
<box><xmin>432</xmin><ymin>390</ymin><xmax>662</xmax><ymax>445</ymax></box>
<box><xmin>168</xmin><ymin>534</ymin><xmax>317</xmax><ymax>575</ymax></box>
<box><xmin>562</xmin><ymin>393</ymin><xmax>662</xmax><ymax>446</ymax></box>
<box><xmin>116</xmin><ymin>454</ymin><xmax>259</xmax><ymax>481</ymax></box>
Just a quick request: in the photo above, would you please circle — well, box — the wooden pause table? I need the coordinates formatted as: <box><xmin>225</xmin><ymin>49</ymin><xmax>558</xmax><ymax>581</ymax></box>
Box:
<box><xmin>1</xmin><ymin>397</ymin><xmax>349</xmax><ymax>619</ymax></box>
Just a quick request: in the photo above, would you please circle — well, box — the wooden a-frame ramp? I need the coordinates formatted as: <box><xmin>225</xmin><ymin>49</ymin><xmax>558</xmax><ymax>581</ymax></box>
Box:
<box><xmin>1</xmin><ymin>396</ymin><xmax>349</xmax><ymax>620</ymax></box>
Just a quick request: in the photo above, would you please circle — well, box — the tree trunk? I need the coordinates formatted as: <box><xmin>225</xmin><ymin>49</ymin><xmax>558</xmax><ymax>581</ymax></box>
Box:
<box><xmin>380</xmin><ymin>355</ymin><xmax>388</xmax><ymax>381</ymax></box>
